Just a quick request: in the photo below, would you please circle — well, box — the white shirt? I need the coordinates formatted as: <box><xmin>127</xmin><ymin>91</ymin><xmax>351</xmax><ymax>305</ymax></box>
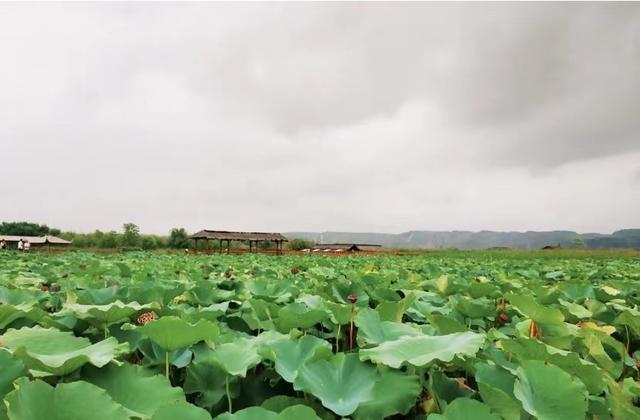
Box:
<box><xmin>17</xmin><ymin>241</ymin><xmax>23</xmax><ymax>250</ymax></box>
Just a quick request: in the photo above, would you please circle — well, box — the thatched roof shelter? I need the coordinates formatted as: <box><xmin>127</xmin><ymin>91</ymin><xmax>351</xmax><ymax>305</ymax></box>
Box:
<box><xmin>190</xmin><ymin>230</ymin><xmax>288</xmax><ymax>254</ymax></box>
<box><xmin>312</xmin><ymin>243</ymin><xmax>382</xmax><ymax>252</ymax></box>
<box><xmin>0</xmin><ymin>235</ymin><xmax>71</xmax><ymax>245</ymax></box>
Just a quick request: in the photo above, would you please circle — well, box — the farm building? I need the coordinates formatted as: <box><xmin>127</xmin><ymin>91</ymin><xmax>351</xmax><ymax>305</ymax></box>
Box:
<box><xmin>0</xmin><ymin>235</ymin><xmax>71</xmax><ymax>249</ymax></box>
<box><xmin>190</xmin><ymin>230</ymin><xmax>288</xmax><ymax>254</ymax></box>
<box><xmin>312</xmin><ymin>243</ymin><xmax>382</xmax><ymax>253</ymax></box>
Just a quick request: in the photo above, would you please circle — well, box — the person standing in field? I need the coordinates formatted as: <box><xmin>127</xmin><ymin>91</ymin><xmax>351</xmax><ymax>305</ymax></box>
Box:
<box><xmin>0</xmin><ymin>239</ymin><xmax>6</xmax><ymax>250</ymax></box>
<box><xmin>24</xmin><ymin>240</ymin><xmax>31</xmax><ymax>252</ymax></box>
<box><xmin>17</xmin><ymin>239</ymin><xmax>24</xmax><ymax>252</ymax></box>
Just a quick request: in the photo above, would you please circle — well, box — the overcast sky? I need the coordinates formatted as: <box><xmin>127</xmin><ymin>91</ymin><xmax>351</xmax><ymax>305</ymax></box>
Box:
<box><xmin>1</xmin><ymin>2</ymin><xmax>639</xmax><ymax>235</ymax></box>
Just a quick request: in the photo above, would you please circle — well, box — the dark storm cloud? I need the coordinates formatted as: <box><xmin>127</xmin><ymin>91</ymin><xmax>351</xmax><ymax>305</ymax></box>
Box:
<box><xmin>1</xmin><ymin>2</ymin><xmax>638</xmax><ymax>234</ymax></box>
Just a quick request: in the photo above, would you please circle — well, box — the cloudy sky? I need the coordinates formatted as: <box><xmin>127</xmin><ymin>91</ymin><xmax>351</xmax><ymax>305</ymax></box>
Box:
<box><xmin>1</xmin><ymin>2</ymin><xmax>639</xmax><ymax>235</ymax></box>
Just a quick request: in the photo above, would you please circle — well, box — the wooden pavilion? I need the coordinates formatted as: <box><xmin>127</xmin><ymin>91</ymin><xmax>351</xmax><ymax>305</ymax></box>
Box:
<box><xmin>190</xmin><ymin>230</ymin><xmax>288</xmax><ymax>255</ymax></box>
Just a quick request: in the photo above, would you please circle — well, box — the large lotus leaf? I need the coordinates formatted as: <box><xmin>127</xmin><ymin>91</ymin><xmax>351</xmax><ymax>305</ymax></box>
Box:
<box><xmin>428</xmin><ymin>398</ymin><xmax>501</xmax><ymax>420</ymax></box>
<box><xmin>579</xmin><ymin>329</ymin><xmax>625</xmax><ymax>377</ymax></box>
<box><xmin>151</xmin><ymin>401</ymin><xmax>212</xmax><ymax>420</ymax></box>
<box><xmin>240</xmin><ymin>299</ymin><xmax>280</xmax><ymax>331</ymax></box>
<box><xmin>84</xmin><ymin>363</ymin><xmax>185</xmax><ymax>418</ymax></box>
<box><xmin>474</xmin><ymin>363</ymin><xmax>521</xmax><ymax>420</ymax></box>
<box><xmin>501</xmin><ymin>337</ymin><xmax>605</xmax><ymax>394</ymax></box>
<box><xmin>58</xmin><ymin>300</ymin><xmax>155</xmax><ymax>325</ymax></box>
<box><xmin>375</xmin><ymin>294</ymin><xmax>415</xmax><ymax>322</ymax></box>
<box><xmin>0</xmin><ymin>349</ymin><xmax>26</xmax><ymax>419</ymax></box>
<box><xmin>604</xmin><ymin>374</ymin><xmax>640</xmax><ymax>419</ymax></box>
<box><xmin>186</xmin><ymin>283</ymin><xmax>235</xmax><ymax>305</ymax></box>
<box><xmin>354</xmin><ymin>367</ymin><xmax>421</xmax><ymax>419</ymax></box>
<box><xmin>558</xmin><ymin>299</ymin><xmax>592</xmax><ymax>319</ymax></box>
<box><xmin>0</xmin><ymin>304</ymin><xmax>45</xmax><ymax>329</ymax></box>
<box><xmin>294</xmin><ymin>353</ymin><xmax>376</xmax><ymax>416</ymax></box>
<box><xmin>615</xmin><ymin>308</ymin><xmax>640</xmax><ymax>338</ymax></box>
<box><xmin>261</xmin><ymin>396</ymin><xmax>331</xmax><ymax>419</ymax></box>
<box><xmin>359</xmin><ymin>332</ymin><xmax>484</xmax><ymax>368</ymax></box>
<box><xmin>1</xmin><ymin>326</ymin><xmax>127</xmax><ymax>375</ymax></box>
<box><xmin>204</xmin><ymin>339</ymin><xmax>261</xmax><ymax>377</ymax></box>
<box><xmin>451</xmin><ymin>296</ymin><xmax>495</xmax><ymax>319</ymax></box>
<box><xmin>138</xmin><ymin>339</ymin><xmax>193</xmax><ymax>368</ymax></box>
<box><xmin>507</xmin><ymin>294</ymin><xmax>564</xmax><ymax>324</ymax></box>
<box><xmin>428</xmin><ymin>314</ymin><xmax>467</xmax><ymax>335</ymax></box>
<box><xmin>513</xmin><ymin>360</ymin><xmax>588</xmax><ymax>420</ymax></box>
<box><xmin>215</xmin><ymin>405</ymin><xmax>319</xmax><ymax>420</ymax></box>
<box><xmin>276</xmin><ymin>303</ymin><xmax>327</xmax><ymax>332</ymax></box>
<box><xmin>4</xmin><ymin>377</ymin><xmax>130</xmax><ymax>420</ymax></box>
<box><xmin>0</xmin><ymin>287</ymin><xmax>47</xmax><ymax>305</ymax></box>
<box><xmin>184</xmin><ymin>362</ymin><xmax>229</xmax><ymax>409</ymax></box>
<box><xmin>130</xmin><ymin>316</ymin><xmax>219</xmax><ymax>351</ymax></box>
<box><xmin>355</xmin><ymin>308</ymin><xmax>421</xmax><ymax>346</ymax></box>
<box><xmin>260</xmin><ymin>335</ymin><xmax>332</xmax><ymax>383</ymax></box>
<box><xmin>428</xmin><ymin>370</ymin><xmax>475</xmax><ymax>408</ymax></box>
<box><xmin>170</xmin><ymin>303</ymin><xmax>229</xmax><ymax>323</ymax></box>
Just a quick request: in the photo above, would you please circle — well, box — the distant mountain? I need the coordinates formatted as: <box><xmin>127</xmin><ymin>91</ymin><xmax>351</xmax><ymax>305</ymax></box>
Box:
<box><xmin>285</xmin><ymin>229</ymin><xmax>640</xmax><ymax>250</ymax></box>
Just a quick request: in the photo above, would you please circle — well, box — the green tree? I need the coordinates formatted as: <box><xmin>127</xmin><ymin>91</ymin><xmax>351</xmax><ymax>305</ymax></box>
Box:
<box><xmin>288</xmin><ymin>238</ymin><xmax>315</xmax><ymax>251</ymax></box>
<box><xmin>141</xmin><ymin>235</ymin><xmax>158</xmax><ymax>250</ymax></box>
<box><xmin>121</xmin><ymin>223</ymin><xmax>140</xmax><ymax>248</ymax></box>
<box><xmin>168</xmin><ymin>228</ymin><xmax>190</xmax><ymax>249</ymax></box>
<box><xmin>99</xmin><ymin>231</ymin><xmax>119</xmax><ymax>248</ymax></box>
<box><xmin>0</xmin><ymin>221</ymin><xmax>53</xmax><ymax>236</ymax></box>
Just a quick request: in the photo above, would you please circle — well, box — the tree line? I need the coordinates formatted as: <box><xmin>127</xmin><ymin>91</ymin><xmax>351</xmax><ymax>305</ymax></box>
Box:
<box><xmin>0</xmin><ymin>222</ymin><xmax>316</xmax><ymax>251</ymax></box>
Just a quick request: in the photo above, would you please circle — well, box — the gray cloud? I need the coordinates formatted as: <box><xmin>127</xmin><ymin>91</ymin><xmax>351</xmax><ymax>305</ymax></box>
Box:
<box><xmin>1</xmin><ymin>3</ymin><xmax>639</xmax><ymax>234</ymax></box>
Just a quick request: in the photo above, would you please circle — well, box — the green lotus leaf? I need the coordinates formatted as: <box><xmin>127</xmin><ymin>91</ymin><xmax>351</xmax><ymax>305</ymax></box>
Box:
<box><xmin>260</xmin><ymin>396</ymin><xmax>330</xmax><ymax>419</ymax></box>
<box><xmin>507</xmin><ymin>294</ymin><xmax>564</xmax><ymax>324</ymax></box>
<box><xmin>204</xmin><ymin>339</ymin><xmax>261</xmax><ymax>377</ymax></box>
<box><xmin>84</xmin><ymin>363</ymin><xmax>185</xmax><ymax>418</ymax></box>
<box><xmin>513</xmin><ymin>360</ymin><xmax>588</xmax><ymax>420</ymax></box>
<box><xmin>138</xmin><ymin>339</ymin><xmax>193</xmax><ymax>368</ymax></box>
<box><xmin>428</xmin><ymin>370</ymin><xmax>475</xmax><ymax>408</ymax></box>
<box><xmin>558</xmin><ymin>299</ymin><xmax>592</xmax><ymax>319</ymax></box>
<box><xmin>604</xmin><ymin>374</ymin><xmax>640</xmax><ymax>419</ymax></box>
<box><xmin>0</xmin><ymin>303</ymin><xmax>45</xmax><ymax>330</ymax></box>
<box><xmin>474</xmin><ymin>363</ymin><xmax>521</xmax><ymax>420</ymax></box>
<box><xmin>579</xmin><ymin>329</ymin><xmax>625</xmax><ymax>377</ymax></box>
<box><xmin>355</xmin><ymin>308</ymin><xmax>421</xmax><ymax>346</ymax></box>
<box><xmin>428</xmin><ymin>314</ymin><xmax>467</xmax><ymax>335</ymax></box>
<box><xmin>4</xmin><ymin>377</ymin><xmax>130</xmax><ymax>420</ymax></box>
<box><xmin>184</xmin><ymin>361</ymin><xmax>229</xmax><ymax>409</ymax></box>
<box><xmin>58</xmin><ymin>300</ymin><xmax>155</xmax><ymax>325</ymax></box>
<box><xmin>276</xmin><ymin>302</ymin><xmax>327</xmax><ymax>332</ymax></box>
<box><xmin>0</xmin><ymin>349</ymin><xmax>26</xmax><ymax>419</ymax></box>
<box><xmin>151</xmin><ymin>401</ymin><xmax>212</xmax><ymax>420</ymax></box>
<box><xmin>614</xmin><ymin>308</ymin><xmax>640</xmax><ymax>338</ymax></box>
<box><xmin>354</xmin><ymin>367</ymin><xmax>421</xmax><ymax>419</ymax></box>
<box><xmin>451</xmin><ymin>296</ymin><xmax>495</xmax><ymax>319</ymax></box>
<box><xmin>428</xmin><ymin>398</ymin><xmax>501</xmax><ymax>420</ymax></box>
<box><xmin>215</xmin><ymin>405</ymin><xmax>319</xmax><ymax>420</ymax></box>
<box><xmin>260</xmin><ymin>335</ymin><xmax>332</xmax><ymax>383</ymax></box>
<box><xmin>501</xmin><ymin>337</ymin><xmax>605</xmax><ymax>394</ymax></box>
<box><xmin>359</xmin><ymin>332</ymin><xmax>484</xmax><ymax>368</ymax></box>
<box><xmin>215</xmin><ymin>406</ymin><xmax>278</xmax><ymax>419</ymax></box>
<box><xmin>1</xmin><ymin>326</ymin><xmax>127</xmax><ymax>375</ymax></box>
<box><xmin>171</xmin><ymin>302</ymin><xmax>230</xmax><ymax>323</ymax></box>
<box><xmin>294</xmin><ymin>353</ymin><xmax>376</xmax><ymax>416</ymax></box>
<box><xmin>375</xmin><ymin>293</ymin><xmax>415</xmax><ymax>322</ymax></box>
<box><xmin>130</xmin><ymin>316</ymin><xmax>219</xmax><ymax>351</ymax></box>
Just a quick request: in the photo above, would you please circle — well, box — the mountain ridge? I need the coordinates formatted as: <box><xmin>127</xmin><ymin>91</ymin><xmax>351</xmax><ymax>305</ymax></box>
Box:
<box><xmin>285</xmin><ymin>229</ymin><xmax>640</xmax><ymax>250</ymax></box>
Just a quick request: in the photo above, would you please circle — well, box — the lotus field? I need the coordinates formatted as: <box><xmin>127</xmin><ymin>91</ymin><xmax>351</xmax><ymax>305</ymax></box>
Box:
<box><xmin>1</xmin><ymin>251</ymin><xmax>640</xmax><ymax>419</ymax></box>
